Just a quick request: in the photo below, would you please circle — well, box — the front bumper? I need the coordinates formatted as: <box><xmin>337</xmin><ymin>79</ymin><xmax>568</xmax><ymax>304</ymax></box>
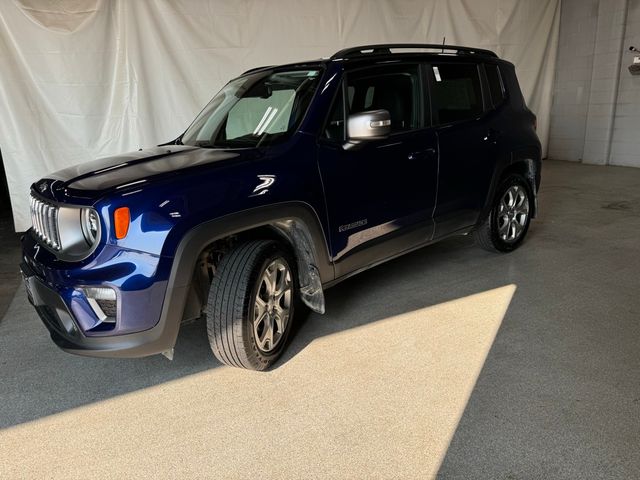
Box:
<box><xmin>21</xmin><ymin>259</ymin><xmax>178</xmax><ymax>358</ymax></box>
<box><xmin>20</xmin><ymin>228</ymin><xmax>183</xmax><ymax>358</ymax></box>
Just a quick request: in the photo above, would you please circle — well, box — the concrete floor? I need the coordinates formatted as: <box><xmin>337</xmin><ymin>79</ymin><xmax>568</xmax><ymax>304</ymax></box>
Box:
<box><xmin>0</xmin><ymin>160</ymin><xmax>639</xmax><ymax>479</ymax></box>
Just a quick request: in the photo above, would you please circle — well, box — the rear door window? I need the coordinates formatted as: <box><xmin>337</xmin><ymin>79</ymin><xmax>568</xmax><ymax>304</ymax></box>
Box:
<box><xmin>429</xmin><ymin>63</ymin><xmax>483</xmax><ymax>125</ymax></box>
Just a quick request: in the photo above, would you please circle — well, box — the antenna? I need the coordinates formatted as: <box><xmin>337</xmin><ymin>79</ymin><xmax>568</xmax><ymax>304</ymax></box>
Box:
<box><xmin>442</xmin><ymin>36</ymin><xmax>446</xmax><ymax>53</ymax></box>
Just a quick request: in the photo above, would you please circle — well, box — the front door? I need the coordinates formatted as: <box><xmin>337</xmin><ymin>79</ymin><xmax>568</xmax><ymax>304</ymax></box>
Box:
<box><xmin>317</xmin><ymin>63</ymin><xmax>439</xmax><ymax>278</ymax></box>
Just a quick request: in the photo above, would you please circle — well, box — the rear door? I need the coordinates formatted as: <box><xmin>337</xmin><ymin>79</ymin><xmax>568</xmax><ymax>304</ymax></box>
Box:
<box><xmin>317</xmin><ymin>63</ymin><xmax>438</xmax><ymax>278</ymax></box>
<box><xmin>428</xmin><ymin>61</ymin><xmax>497</xmax><ymax>237</ymax></box>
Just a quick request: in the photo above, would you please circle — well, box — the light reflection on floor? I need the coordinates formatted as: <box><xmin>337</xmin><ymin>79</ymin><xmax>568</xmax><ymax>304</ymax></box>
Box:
<box><xmin>0</xmin><ymin>285</ymin><xmax>516</xmax><ymax>479</ymax></box>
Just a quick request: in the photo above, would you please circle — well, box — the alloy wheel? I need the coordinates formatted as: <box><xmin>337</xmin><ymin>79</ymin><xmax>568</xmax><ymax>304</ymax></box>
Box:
<box><xmin>497</xmin><ymin>185</ymin><xmax>530</xmax><ymax>243</ymax></box>
<box><xmin>253</xmin><ymin>258</ymin><xmax>292</xmax><ymax>353</ymax></box>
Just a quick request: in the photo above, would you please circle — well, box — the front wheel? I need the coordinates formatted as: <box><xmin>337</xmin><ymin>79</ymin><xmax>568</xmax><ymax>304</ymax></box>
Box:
<box><xmin>205</xmin><ymin>240</ymin><xmax>295</xmax><ymax>370</ymax></box>
<box><xmin>474</xmin><ymin>174</ymin><xmax>533</xmax><ymax>252</ymax></box>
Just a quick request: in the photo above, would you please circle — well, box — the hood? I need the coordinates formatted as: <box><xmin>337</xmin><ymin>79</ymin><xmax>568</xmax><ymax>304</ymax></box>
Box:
<box><xmin>35</xmin><ymin>145</ymin><xmax>254</xmax><ymax>200</ymax></box>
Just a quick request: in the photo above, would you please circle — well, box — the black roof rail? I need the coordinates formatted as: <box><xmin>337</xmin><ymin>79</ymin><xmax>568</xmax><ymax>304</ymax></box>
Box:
<box><xmin>330</xmin><ymin>43</ymin><xmax>498</xmax><ymax>60</ymax></box>
<box><xmin>242</xmin><ymin>65</ymin><xmax>275</xmax><ymax>75</ymax></box>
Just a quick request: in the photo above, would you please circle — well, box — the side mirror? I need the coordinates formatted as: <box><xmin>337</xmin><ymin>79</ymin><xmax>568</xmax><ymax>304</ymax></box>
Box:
<box><xmin>347</xmin><ymin>109</ymin><xmax>391</xmax><ymax>142</ymax></box>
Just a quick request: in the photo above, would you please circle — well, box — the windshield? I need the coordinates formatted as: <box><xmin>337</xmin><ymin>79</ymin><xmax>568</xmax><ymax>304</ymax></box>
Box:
<box><xmin>182</xmin><ymin>69</ymin><xmax>321</xmax><ymax>148</ymax></box>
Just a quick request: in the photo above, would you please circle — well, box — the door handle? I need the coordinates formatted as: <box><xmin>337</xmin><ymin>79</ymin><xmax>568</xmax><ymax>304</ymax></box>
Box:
<box><xmin>408</xmin><ymin>148</ymin><xmax>436</xmax><ymax>161</ymax></box>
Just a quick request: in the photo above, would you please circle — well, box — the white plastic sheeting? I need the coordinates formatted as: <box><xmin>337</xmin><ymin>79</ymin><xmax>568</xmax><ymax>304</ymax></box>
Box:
<box><xmin>0</xmin><ymin>0</ymin><xmax>560</xmax><ymax>231</ymax></box>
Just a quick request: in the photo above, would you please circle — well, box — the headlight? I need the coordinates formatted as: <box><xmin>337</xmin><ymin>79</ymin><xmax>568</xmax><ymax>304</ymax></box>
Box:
<box><xmin>81</xmin><ymin>208</ymin><xmax>100</xmax><ymax>246</ymax></box>
<box><xmin>30</xmin><ymin>192</ymin><xmax>102</xmax><ymax>261</ymax></box>
<box><xmin>53</xmin><ymin>206</ymin><xmax>102</xmax><ymax>261</ymax></box>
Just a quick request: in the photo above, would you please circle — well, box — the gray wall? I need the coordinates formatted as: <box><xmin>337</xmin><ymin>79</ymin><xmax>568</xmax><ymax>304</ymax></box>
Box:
<box><xmin>549</xmin><ymin>0</ymin><xmax>640</xmax><ymax>167</ymax></box>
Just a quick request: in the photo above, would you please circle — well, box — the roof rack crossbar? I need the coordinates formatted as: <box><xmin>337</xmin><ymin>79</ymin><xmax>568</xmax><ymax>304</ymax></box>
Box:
<box><xmin>330</xmin><ymin>43</ymin><xmax>498</xmax><ymax>60</ymax></box>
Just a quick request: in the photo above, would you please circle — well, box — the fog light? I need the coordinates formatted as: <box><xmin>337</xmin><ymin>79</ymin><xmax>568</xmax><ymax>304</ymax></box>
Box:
<box><xmin>84</xmin><ymin>287</ymin><xmax>117</xmax><ymax>323</ymax></box>
<box><xmin>84</xmin><ymin>287</ymin><xmax>116</xmax><ymax>301</ymax></box>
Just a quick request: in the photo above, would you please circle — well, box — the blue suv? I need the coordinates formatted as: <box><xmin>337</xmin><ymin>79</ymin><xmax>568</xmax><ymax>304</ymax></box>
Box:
<box><xmin>21</xmin><ymin>44</ymin><xmax>541</xmax><ymax>370</ymax></box>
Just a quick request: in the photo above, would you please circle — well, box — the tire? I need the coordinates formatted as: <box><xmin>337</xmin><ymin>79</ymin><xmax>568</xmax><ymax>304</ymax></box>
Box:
<box><xmin>205</xmin><ymin>240</ymin><xmax>296</xmax><ymax>370</ymax></box>
<box><xmin>474</xmin><ymin>174</ymin><xmax>533</xmax><ymax>253</ymax></box>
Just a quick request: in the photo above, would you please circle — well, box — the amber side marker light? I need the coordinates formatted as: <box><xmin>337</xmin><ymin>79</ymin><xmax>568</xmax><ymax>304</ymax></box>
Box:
<box><xmin>114</xmin><ymin>207</ymin><xmax>130</xmax><ymax>239</ymax></box>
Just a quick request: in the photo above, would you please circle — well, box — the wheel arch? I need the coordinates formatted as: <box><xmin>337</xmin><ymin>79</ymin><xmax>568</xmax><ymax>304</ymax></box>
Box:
<box><xmin>499</xmin><ymin>157</ymin><xmax>539</xmax><ymax>218</ymax></box>
<box><xmin>166</xmin><ymin>202</ymin><xmax>333</xmax><ymax>339</ymax></box>
<box><xmin>478</xmin><ymin>152</ymin><xmax>540</xmax><ymax>227</ymax></box>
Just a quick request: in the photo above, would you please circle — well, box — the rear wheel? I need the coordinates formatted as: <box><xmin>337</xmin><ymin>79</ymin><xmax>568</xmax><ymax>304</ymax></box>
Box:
<box><xmin>474</xmin><ymin>174</ymin><xmax>532</xmax><ymax>252</ymax></box>
<box><xmin>205</xmin><ymin>240</ymin><xmax>295</xmax><ymax>370</ymax></box>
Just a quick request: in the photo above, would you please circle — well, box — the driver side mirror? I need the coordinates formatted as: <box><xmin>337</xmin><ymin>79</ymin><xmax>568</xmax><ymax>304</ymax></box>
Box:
<box><xmin>347</xmin><ymin>109</ymin><xmax>391</xmax><ymax>142</ymax></box>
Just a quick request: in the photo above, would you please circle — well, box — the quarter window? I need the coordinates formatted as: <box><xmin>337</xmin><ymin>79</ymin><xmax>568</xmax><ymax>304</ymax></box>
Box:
<box><xmin>485</xmin><ymin>64</ymin><xmax>506</xmax><ymax>107</ymax></box>
<box><xmin>430</xmin><ymin>63</ymin><xmax>483</xmax><ymax>125</ymax></box>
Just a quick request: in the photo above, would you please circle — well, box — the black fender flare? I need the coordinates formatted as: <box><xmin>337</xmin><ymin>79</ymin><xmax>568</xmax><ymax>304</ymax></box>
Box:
<box><xmin>477</xmin><ymin>149</ymin><xmax>541</xmax><ymax>226</ymax></box>
<box><xmin>157</xmin><ymin>202</ymin><xmax>334</xmax><ymax>354</ymax></box>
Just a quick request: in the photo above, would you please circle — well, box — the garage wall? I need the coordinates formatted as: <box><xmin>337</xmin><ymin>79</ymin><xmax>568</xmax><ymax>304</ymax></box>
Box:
<box><xmin>612</xmin><ymin>1</ymin><xmax>640</xmax><ymax>167</ymax></box>
<box><xmin>0</xmin><ymin>0</ymin><xmax>560</xmax><ymax>232</ymax></box>
<box><xmin>549</xmin><ymin>0</ymin><xmax>640</xmax><ymax>167</ymax></box>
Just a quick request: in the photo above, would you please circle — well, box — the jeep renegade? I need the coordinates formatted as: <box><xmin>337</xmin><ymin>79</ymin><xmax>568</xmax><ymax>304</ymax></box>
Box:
<box><xmin>21</xmin><ymin>44</ymin><xmax>541</xmax><ymax>370</ymax></box>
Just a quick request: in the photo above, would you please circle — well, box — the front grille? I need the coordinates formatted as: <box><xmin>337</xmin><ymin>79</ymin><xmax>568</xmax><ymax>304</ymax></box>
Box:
<box><xmin>30</xmin><ymin>194</ymin><xmax>61</xmax><ymax>250</ymax></box>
